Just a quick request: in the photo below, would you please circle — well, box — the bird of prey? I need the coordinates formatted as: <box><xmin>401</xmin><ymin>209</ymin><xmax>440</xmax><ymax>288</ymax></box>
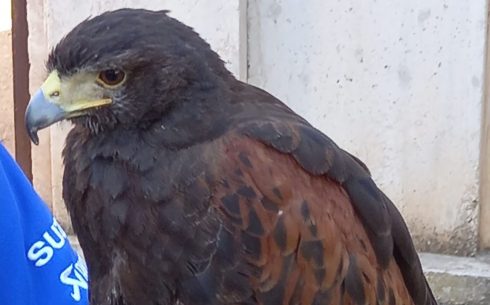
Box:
<box><xmin>25</xmin><ymin>9</ymin><xmax>437</xmax><ymax>305</ymax></box>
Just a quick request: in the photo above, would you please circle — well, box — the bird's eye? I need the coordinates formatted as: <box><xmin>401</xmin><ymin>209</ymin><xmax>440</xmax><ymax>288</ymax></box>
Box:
<box><xmin>97</xmin><ymin>69</ymin><xmax>126</xmax><ymax>87</ymax></box>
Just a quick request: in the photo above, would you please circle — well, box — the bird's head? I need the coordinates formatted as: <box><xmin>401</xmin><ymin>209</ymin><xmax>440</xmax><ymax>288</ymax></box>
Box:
<box><xmin>25</xmin><ymin>8</ymin><xmax>230</xmax><ymax>144</ymax></box>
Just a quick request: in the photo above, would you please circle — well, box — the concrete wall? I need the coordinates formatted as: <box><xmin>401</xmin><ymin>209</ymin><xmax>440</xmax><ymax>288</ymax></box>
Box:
<box><xmin>0</xmin><ymin>0</ymin><xmax>14</xmax><ymax>155</ymax></box>
<box><xmin>26</xmin><ymin>0</ymin><xmax>489</xmax><ymax>254</ymax></box>
<box><xmin>0</xmin><ymin>30</ymin><xmax>14</xmax><ymax>155</ymax></box>
<box><xmin>247</xmin><ymin>0</ymin><xmax>488</xmax><ymax>255</ymax></box>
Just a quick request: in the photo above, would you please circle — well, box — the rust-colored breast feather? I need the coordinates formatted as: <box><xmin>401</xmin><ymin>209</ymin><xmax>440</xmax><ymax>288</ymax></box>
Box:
<box><xmin>210</xmin><ymin>120</ymin><xmax>436</xmax><ymax>305</ymax></box>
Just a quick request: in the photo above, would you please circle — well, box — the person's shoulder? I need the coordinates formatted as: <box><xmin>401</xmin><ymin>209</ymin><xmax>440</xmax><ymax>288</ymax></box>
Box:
<box><xmin>0</xmin><ymin>142</ymin><xmax>23</xmax><ymax>179</ymax></box>
<box><xmin>0</xmin><ymin>142</ymin><xmax>12</xmax><ymax>166</ymax></box>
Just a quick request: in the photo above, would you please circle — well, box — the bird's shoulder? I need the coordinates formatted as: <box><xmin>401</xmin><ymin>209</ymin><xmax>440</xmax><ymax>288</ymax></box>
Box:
<box><xmin>207</xmin><ymin>113</ymin><xmax>436</xmax><ymax>305</ymax></box>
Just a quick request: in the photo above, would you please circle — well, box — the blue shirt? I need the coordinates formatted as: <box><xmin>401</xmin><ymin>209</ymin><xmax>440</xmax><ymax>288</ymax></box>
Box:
<box><xmin>0</xmin><ymin>143</ymin><xmax>88</xmax><ymax>305</ymax></box>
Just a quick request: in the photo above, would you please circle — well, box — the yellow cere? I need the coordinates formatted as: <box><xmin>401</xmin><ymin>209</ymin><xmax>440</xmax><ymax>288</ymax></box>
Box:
<box><xmin>39</xmin><ymin>70</ymin><xmax>113</xmax><ymax>112</ymax></box>
<box><xmin>41</xmin><ymin>71</ymin><xmax>61</xmax><ymax>99</ymax></box>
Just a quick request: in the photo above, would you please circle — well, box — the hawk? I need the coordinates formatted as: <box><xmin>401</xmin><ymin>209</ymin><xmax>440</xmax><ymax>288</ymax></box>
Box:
<box><xmin>25</xmin><ymin>8</ymin><xmax>437</xmax><ymax>305</ymax></box>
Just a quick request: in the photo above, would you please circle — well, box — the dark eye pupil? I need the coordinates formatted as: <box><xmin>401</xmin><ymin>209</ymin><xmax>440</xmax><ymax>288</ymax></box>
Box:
<box><xmin>105</xmin><ymin>70</ymin><xmax>118</xmax><ymax>81</ymax></box>
<box><xmin>99</xmin><ymin>69</ymin><xmax>125</xmax><ymax>86</ymax></box>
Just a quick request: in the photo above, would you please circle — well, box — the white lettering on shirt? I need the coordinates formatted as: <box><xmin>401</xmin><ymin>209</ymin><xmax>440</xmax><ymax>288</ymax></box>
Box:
<box><xmin>26</xmin><ymin>217</ymin><xmax>89</xmax><ymax>301</ymax></box>
<box><xmin>59</xmin><ymin>255</ymin><xmax>89</xmax><ymax>301</ymax></box>
<box><xmin>27</xmin><ymin>240</ymin><xmax>54</xmax><ymax>267</ymax></box>
<box><xmin>27</xmin><ymin>218</ymin><xmax>68</xmax><ymax>267</ymax></box>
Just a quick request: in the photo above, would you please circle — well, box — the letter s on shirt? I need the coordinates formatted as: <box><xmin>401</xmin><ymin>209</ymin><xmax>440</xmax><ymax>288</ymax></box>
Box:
<box><xmin>27</xmin><ymin>241</ymin><xmax>54</xmax><ymax>267</ymax></box>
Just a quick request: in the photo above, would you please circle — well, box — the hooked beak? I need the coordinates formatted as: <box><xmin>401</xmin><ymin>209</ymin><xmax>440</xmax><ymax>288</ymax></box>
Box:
<box><xmin>25</xmin><ymin>71</ymin><xmax>112</xmax><ymax>145</ymax></box>
<box><xmin>25</xmin><ymin>89</ymin><xmax>66</xmax><ymax>145</ymax></box>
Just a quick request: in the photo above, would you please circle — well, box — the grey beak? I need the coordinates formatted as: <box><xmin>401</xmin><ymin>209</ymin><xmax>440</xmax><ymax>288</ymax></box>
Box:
<box><xmin>25</xmin><ymin>89</ymin><xmax>66</xmax><ymax>145</ymax></box>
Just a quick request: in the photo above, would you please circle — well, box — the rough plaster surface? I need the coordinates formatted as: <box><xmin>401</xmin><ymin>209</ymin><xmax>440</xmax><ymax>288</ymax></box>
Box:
<box><xmin>0</xmin><ymin>30</ymin><xmax>14</xmax><ymax>155</ymax></box>
<box><xmin>31</xmin><ymin>0</ymin><xmax>244</xmax><ymax>231</ymax></box>
<box><xmin>247</xmin><ymin>0</ymin><xmax>487</xmax><ymax>255</ymax></box>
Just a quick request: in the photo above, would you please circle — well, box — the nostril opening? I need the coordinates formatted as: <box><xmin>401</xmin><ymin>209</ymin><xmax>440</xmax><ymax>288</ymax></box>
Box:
<box><xmin>50</xmin><ymin>91</ymin><xmax>60</xmax><ymax>97</ymax></box>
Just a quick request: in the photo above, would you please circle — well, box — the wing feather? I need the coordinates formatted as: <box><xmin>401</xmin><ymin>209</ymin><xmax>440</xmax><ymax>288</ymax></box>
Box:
<box><xmin>204</xmin><ymin>121</ymin><xmax>437</xmax><ymax>305</ymax></box>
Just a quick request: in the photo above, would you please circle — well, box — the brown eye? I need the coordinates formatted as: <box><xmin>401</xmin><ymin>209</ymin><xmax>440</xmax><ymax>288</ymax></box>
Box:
<box><xmin>97</xmin><ymin>69</ymin><xmax>125</xmax><ymax>87</ymax></box>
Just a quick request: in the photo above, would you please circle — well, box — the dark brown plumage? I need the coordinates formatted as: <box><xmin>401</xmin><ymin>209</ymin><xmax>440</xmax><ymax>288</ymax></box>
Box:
<box><xmin>25</xmin><ymin>8</ymin><xmax>437</xmax><ymax>305</ymax></box>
